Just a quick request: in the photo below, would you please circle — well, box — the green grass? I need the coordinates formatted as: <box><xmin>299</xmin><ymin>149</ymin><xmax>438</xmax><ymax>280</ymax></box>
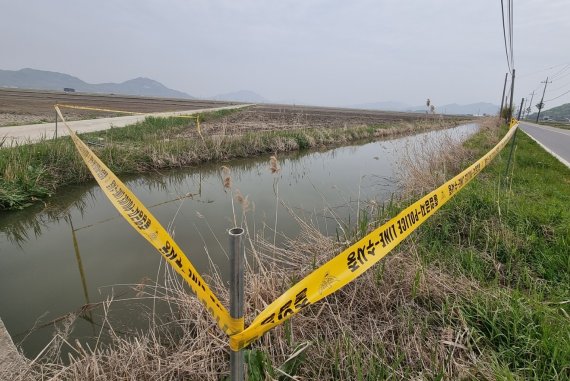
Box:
<box><xmin>406</xmin><ymin>127</ymin><xmax>570</xmax><ymax>379</ymax></box>
<box><xmin>0</xmin><ymin>114</ymin><xmax>453</xmax><ymax>210</ymax></box>
<box><xmin>536</xmin><ymin>121</ymin><xmax>570</xmax><ymax>130</ymax></box>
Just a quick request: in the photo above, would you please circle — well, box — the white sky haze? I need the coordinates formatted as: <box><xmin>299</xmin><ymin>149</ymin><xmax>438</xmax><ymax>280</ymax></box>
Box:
<box><xmin>1</xmin><ymin>0</ymin><xmax>569</xmax><ymax>108</ymax></box>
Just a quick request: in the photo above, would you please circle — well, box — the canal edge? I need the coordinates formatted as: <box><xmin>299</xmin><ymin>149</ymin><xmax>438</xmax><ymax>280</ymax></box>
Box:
<box><xmin>0</xmin><ymin>316</ymin><xmax>29</xmax><ymax>376</ymax></box>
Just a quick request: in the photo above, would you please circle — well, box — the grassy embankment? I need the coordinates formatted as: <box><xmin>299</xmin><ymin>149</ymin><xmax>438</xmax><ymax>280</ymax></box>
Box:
<box><xmin>535</xmin><ymin>121</ymin><xmax>570</xmax><ymax>130</ymax></box>
<box><xmin>0</xmin><ymin>109</ymin><xmax>461</xmax><ymax>210</ymax></box>
<box><xmin>5</xmin><ymin>118</ymin><xmax>568</xmax><ymax>380</ymax></box>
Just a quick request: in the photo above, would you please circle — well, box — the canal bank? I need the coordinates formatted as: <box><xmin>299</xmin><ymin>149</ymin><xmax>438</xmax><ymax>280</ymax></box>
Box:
<box><xmin>0</xmin><ymin>110</ymin><xmax>469</xmax><ymax>211</ymax></box>
<box><xmin>0</xmin><ymin>317</ymin><xmax>28</xmax><ymax>377</ymax></box>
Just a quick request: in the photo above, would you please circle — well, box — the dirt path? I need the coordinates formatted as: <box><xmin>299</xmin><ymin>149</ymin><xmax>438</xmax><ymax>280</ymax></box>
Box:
<box><xmin>1</xmin><ymin>88</ymin><xmax>470</xmax><ymax>145</ymax></box>
<box><xmin>0</xmin><ymin>105</ymin><xmax>251</xmax><ymax>146</ymax></box>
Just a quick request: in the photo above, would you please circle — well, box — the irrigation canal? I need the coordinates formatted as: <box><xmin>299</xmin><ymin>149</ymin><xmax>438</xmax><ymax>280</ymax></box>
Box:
<box><xmin>0</xmin><ymin>122</ymin><xmax>478</xmax><ymax>357</ymax></box>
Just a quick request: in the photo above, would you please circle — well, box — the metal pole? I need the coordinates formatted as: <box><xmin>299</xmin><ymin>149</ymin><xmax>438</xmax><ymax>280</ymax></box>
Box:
<box><xmin>499</xmin><ymin>72</ymin><xmax>508</xmax><ymax>118</ymax></box>
<box><xmin>507</xmin><ymin>69</ymin><xmax>515</xmax><ymax>124</ymax></box>
<box><xmin>229</xmin><ymin>227</ymin><xmax>245</xmax><ymax>381</ymax></box>
<box><xmin>55</xmin><ymin>109</ymin><xmax>58</xmax><ymax>139</ymax></box>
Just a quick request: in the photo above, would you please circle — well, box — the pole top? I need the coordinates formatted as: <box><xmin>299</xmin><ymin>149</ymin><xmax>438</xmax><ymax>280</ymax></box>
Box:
<box><xmin>229</xmin><ymin>227</ymin><xmax>245</xmax><ymax>236</ymax></box>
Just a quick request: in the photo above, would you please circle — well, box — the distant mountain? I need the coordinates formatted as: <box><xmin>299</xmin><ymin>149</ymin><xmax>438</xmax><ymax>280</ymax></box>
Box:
<box><xmin>0</xmin><ymin>68</ymin><xmax>194</xmax><ymax>99</ymax></box>
<box><xmin>427</xmin><ymin>102</ymin><xmax>499</xmax><ymax>116</ymax></box>
<box><xmin>527</xmin><ymin>103</ymin><xmax>570</xmax><ymax>121</ymax></box>
<box><xmin>212</xmin><ymin>90</ymin><xmax>267</xmax><ymax>103</ymax></box>
<box><xmin>353</xmin><ymin>101</ymin><xmax>499</xmax><ymax>115</ymax></box>
<box><xmin>351</xmin><ymin>101</ymin><xmax>411</xmax><ymax>111</ymax></box>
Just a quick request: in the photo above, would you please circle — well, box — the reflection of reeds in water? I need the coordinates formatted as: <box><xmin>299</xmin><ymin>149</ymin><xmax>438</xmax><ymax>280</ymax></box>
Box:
<box><xmin>69</xmin><ymin>218</ymin><xmax>96</xmax><ymax>336</ymax></box>
<box><xmin>269</xmin><ymin>155</ymin><xmax>281</xmax><ymax>255</ymax></box>
<box><xmin>269</xmin><ymin>155</ymin><xmax>280</xmax><ymax>174</ymax></box>
<box><xmin>0</xmin><ymin>189</ymin><xmax>93</xmax><ymax>246</ymax></box>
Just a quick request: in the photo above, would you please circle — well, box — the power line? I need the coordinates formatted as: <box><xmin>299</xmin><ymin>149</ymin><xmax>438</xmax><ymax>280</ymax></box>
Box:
<box><xmin>545</xmin><ymin>89</ymin><xmax>570</xmax><ymax>103</ymax></box>
<box><xmin>509</xmin><ymin>0</ymin><xmax>514</xmax><ymax>69</ymax></box>
<box><xmin>518</xmin><ymin>63</ymin><xmax>569</xmax><ymax>79</ymax></box>
<box><xmin>549</xmin><ymin>80</ymin><xmax>570</xmax><ymax>92</ymax></box>
<box><xmin>552</xmin><ymin>70</ymin><xmax>570</xmax><ymax>82</ymax></box>
<box><xmin>500</xmin><ymin>0</ymin><xmax>512</xmax><ymax>73</ymax></box>
<box><xmin>550</xmin><ymin>63</ymin><xmax>570</xmax><ymax>80</ymax></box>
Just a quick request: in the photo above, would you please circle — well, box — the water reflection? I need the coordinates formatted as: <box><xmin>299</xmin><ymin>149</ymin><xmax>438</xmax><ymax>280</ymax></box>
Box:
<box><xmin>70</xmin><ymin>218</ymin><xmax>95</xmax><ymax>335</ymax></box>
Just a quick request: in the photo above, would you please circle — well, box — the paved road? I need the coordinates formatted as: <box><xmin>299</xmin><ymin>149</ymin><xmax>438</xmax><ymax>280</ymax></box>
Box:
<box><xmin>0</xmin><ymin>104</ymin><xmax>250</xmax><ymax>146</ymax></box>
<box><xmin>519</xmin><ymin>121</ymin><xmax>570</xmax><ymax>168</ymax></box>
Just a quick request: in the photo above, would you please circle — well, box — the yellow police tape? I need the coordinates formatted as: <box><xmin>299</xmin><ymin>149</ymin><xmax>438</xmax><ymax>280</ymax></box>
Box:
<box><xmin>57</xmin><ymin>104</ymin><xmax>146</xmax><ymax>115</ymax></box>
<box><xmin>228</xmin><ymin>119</ymin><xmax>520</xmax><ymax>350</ymax></box>
<box><xmin>57</xmin><ymin>103</ymin><xmax>203</xmax><ymax>119</ymax></box>
<box><xmin>54</xmin><ymin>105</ymin><xmax>243</xmax><ymax>335</ymax></box>
<box><xmin>56</xmin><ymin>102</ymin><xmax>518</xmax><ymax>350</ymax></box>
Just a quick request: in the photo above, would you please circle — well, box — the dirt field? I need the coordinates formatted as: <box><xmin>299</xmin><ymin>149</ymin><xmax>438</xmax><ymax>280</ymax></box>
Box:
<box><xmin>0</xmin><ymin>88</ymin><xmax>469</xmax><ymax>131</ymax></box>
<box><xmin>186</xmin><ymin>104</ymin><xmax>470</xmax><ymax>138</ymax></box>
<box><xmin>0</xmin><ymin>88</ymin><xmax>236</xmax><ymax>126</ymax></box>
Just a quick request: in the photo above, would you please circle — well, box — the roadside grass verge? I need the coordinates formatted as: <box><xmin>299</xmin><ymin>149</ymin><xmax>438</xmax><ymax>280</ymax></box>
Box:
<box><xmin>0</xmin><ymin>113</ymin><xmax>462</xmax><ymax>210</ymax></box>
<box><xmin>529</xmin><ymin>120</ymin><xmax>570</xmax><ymax>130</ymax></box>
<box><xmin>402</xmin><ymin>120</ymin><xmax>570</xmax><ymax>379</ymax></box>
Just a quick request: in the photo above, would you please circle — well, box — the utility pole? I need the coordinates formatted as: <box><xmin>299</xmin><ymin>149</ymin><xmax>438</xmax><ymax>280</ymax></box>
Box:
<box><xmin>517</xmin><ymin>98</ymin><xmax>525</xmax><ymax>120</ymax></box>
<box><xmin>535</xmin><ymin>77</ymin><xmax>552</xmax><ymax>122</ymax></box>
<box><xmin>499</xmin><ymin>72</ymin><xmax>508</xmax><ymax>117</ymax></box>
<box><xmin>507</xmin><ymin>69</ymin><xmax>515</xmax><ymax>124</ymax></box>
<box><xmin>526</xmin><ymin>91</ymin><xmax>535</xmax><ymax>119</ymax></box>
<box><xmin>505</xmin><ymin>97</ymin><xmax>524</xmax><ymax>178</ymax></box>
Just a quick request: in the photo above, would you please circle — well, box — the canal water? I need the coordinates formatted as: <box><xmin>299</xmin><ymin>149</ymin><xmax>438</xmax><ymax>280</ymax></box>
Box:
<box><xmin>0</xmin><ymin>123</ymin><xmax>479</xmax><ymax>357</ymax></box>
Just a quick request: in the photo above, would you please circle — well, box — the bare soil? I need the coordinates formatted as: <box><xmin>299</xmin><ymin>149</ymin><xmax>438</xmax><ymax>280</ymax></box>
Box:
<box><xmin>0</xmin><ymin>88</ymin><xmax>470</xmax><ymax>130</ymax></box>
<box><xmin>187</xmin><ymin>104</ymin><xmax>469</xmax><ymax>137</ymax></box>
<box><xmin>0</xmin><ymin>88</ymin><xmax>236</xmax><ymax>126</ymax></box>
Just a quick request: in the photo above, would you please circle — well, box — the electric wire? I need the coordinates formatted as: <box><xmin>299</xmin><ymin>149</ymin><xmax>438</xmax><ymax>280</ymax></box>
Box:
<box><xmin>549</xmin><ymin>80</ymin><xmax>570</xmax><ymax>93</ymax></box>
<box><xmin>509</xmin><ymin>0</ymin><xmax>514</xmax><ymax>69</ymax></box>
<box><xmin>544</xmin><ymin>90</ymin><xmax>570</xmax><ymax>103</ymax></box>
<box><xmin>500</xmin><ymin>0</ymin><xmax>512</xmax><ymax>73</ymax></box>
<box><xmin>550</xmin><ymin>64</ymin><xmax>570</xmax><ymax>80</ymax></box>
<box><xmin>518</xmin><ymin>63</ymin><xmax>569</xmax><ymax>79</ymax></box>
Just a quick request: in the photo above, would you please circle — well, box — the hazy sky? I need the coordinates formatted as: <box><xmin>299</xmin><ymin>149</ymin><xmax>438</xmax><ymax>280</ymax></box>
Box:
<box><xmin>1</xmin><ymin>0</ymin><xmax>569</xmax><ymax>108</ymax></box>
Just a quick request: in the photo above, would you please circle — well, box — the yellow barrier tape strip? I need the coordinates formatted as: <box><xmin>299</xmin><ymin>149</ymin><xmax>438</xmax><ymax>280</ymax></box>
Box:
<box><xmin>229</xmin><ymin>121</ymin><xmax>519</xmax><ymax>350</ymax></box>
<box><xmin>56</xmin><ymin>103</ymin><xmax>146</xmax><ymax>115</ymax></box>
<box><xmin>56</xmin><ymin>103</ymin><xmax>201</xmax><ymax>119</ymax></box>
<box><xmin>54</xmin><ymin>105</ymin><xmax>243</xmax><ymax>335</ymax></box>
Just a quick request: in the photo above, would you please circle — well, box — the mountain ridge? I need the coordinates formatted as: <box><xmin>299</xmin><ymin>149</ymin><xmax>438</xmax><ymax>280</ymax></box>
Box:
<box><xmin>353</xmin><ymin>101</ymin><xmax>499</xmax><ymax>115</ymax></box>
<box><xmin>211</xmin><ymin>90</ymin><xmax>267</xmax><ymax>103</ymax></box>
<box><xmin>527</xmin><ymin>103</ymin><xmax>570</xmax><ymax>121</ymax></box>
<box><xmin>0</xmin><ymin>68</ymin><xmax>194</xmax><ymax>99</ymax></box>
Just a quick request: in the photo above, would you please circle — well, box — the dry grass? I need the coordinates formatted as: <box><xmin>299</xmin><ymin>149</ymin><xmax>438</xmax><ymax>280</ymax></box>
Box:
<box><xmin>7</xmin><ymin>215</ymin><xmax>489</xmax><ymax>380</ymax></box>
<box><xmin>396</xmin><ymin>117</ymin><xmax>500</xmax><ymax>197</ymax></box>
<box><xmin>5</xmin><ymin>120</ymin><xmax>502</xmax><ymax>380</ymax></box>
